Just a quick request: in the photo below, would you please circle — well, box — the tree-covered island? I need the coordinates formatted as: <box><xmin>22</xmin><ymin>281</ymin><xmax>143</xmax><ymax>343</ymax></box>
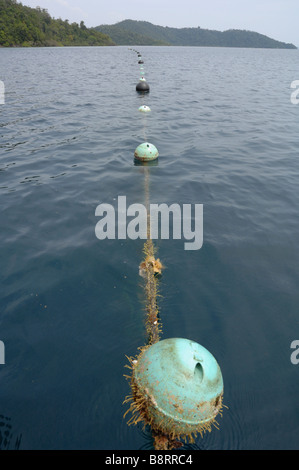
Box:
<box><xmin>0</xmin><ymin>0</ymin><xmax>115</xmax><ymax>47</ymax></box>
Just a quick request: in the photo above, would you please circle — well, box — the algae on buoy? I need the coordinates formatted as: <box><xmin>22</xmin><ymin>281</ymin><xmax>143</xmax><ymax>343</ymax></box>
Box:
<box><xmin>124</xmin><ymin>338</ymin><xmax>224</xmax><ymax>442</ymax></box>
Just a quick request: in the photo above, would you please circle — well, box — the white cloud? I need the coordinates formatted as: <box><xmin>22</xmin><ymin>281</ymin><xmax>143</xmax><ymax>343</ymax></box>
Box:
<box><xmin>53</xmin><ymin>0</ymin><xmax>86</xmax><ymax>17</ymax></box>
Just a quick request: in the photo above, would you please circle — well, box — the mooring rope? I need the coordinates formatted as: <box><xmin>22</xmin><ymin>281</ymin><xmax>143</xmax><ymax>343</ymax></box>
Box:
<box><xmin>124</xmin><ymin>162</ymin><xmax>182</xmax><ymax>449</ymax></box>
<box><xmin>123</xmin><ymin>50</ymin><xmax>224</xmax><ymax>451</ymax></box>
<box><xmin>138</xmin><ymin>95</ymin><xmax>162</xmax><ymax>346</ymax></box>
<box><xmin>141</xmin><ymin>166</ymin><xmax>162</xmax><ymax>346</ymax></box>
<box><xmin>123</xmin><ymin>55</ymin><xmax>181</xmax><ymax>450</ymax></box>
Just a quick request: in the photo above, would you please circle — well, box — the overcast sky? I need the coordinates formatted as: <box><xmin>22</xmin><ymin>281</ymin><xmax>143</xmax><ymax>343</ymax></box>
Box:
<box><xmin>22</xmin><ymin>0</ymin><xmax>298</xmax><ymax>46</ymax></box>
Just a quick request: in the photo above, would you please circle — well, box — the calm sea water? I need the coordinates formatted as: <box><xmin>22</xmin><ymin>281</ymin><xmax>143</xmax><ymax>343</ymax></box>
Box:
<box><xmin>0</xmin><ymin>45</ymin><xmax>299</xmax><ymax>450</ymax></box>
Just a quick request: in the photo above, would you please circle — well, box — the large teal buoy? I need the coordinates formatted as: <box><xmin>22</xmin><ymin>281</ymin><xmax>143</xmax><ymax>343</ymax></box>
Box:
<box><xmin>134</xmin><ymin>143</ymin><xmax>158</xmax><ymax>162</ymax></box>
<box><xmin>129</xmin><ymin>338</ymin><xmax>224</xmax><ymax>440</ymax></box>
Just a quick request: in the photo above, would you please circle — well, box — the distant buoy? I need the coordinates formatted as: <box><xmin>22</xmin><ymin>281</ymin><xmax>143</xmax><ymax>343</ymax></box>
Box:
<box><xmin>138</xmin><ymin>60</ymin><xmax>144</xmax><ymax>64</ymax></box>
<box><xmin>127</xmin><ymin>338</ymin><xmax>224</xmax><ymax>441</ymax></box>
<box><xmin>138</xmin><ymin>105</ymin><xmax>151</xmax><ymax>113</ymax></box>
<box><xmin>134</xmin><ymin>142</ymin><xmax>158</xmax><ymax>162</ymax></box>
<box><xmin>136</xmin><ymin>81</ymin><xmax>150</xmax><ymax>93</ymax></box>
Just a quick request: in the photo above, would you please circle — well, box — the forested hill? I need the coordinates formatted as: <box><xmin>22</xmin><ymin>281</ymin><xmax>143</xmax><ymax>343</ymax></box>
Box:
<box><xmin>96</xmin><ymin>20</ymin><xmax>297</xmax><ymax>49</ymax></box>
<box><xmin>0</xmin><ymin>0</ymin><xmax>115</xmax><ymax>47</ymax></box>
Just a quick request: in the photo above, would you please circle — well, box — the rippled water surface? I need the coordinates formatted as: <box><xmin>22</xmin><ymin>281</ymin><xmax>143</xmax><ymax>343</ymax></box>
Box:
<box><xmin>0</xmin><ymin>46</ymin><xmax>299</xmax><ymax>450</ymax></box>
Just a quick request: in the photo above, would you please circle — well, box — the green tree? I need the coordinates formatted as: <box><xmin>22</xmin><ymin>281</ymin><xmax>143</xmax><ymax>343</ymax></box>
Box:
<box><xmin>0</xmin><ymin>0</ymin><xmax>115</xmax><ymax>47</ymax></box>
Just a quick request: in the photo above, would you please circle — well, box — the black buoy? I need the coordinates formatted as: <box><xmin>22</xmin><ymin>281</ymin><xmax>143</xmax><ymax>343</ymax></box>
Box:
<box><xmin>138</xmin><ymin>60</ymin><xmax>144</xmax><ymax>64</ymax></box>
<box><xmin>136</xmin><ymin>81</ymin><xmax>150</xmax><ymax>93</ymax></box>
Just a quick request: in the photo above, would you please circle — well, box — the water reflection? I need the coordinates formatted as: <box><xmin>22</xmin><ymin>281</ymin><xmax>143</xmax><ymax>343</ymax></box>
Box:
<box><xmin>137</xmin><ymin>424</ymin><xmax>202</xmax><ymax>451</ymax></box>
<box><xmin>0</xmin><ymin>414</ymin><xmax>22</xmax><ymax>450</ymax></box>
<box><xmin>134</xmin><ymin>158</ymin><xmax>159</xmax><ymax>167</ymax></box>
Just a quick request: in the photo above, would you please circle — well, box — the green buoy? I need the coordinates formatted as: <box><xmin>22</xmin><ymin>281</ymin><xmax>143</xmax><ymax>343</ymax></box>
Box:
<box><xmin>134</xmin><ymin>143</ymin><xmax>158</xmax><ymax>162</ymax></box>
<box><xmin>127</xmin><ymin>338</ymin><xmax>224</xmax><ymax>441</ymax></box>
